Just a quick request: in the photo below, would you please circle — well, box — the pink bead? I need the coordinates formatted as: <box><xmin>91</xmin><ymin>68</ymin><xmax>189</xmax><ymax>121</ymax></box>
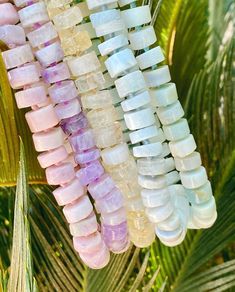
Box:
<box><xmin>8</xmin><ymin>63</ymin><xmax>40</xmax><ymax>89</ymax></box>
<box><xmin>0</xmin><ymin>25</ymin><xmax>25</xmax><ymax>47</ymax></box>
<box><xmin>88</xmin><ymin>174</ymin><xmax>115</xmax><ymax>200</ymax></box>
<box><xmin>25</xmin><ymin>104</ymin><xmax>59</xmax><ymax>133</ymax></box>
<box><xmin>69</xmin><ymin>212</ymin><xmax>98</xmax><ymax>237</ymax></box>
<box><xmin>53</xmin><ymin>178</ymin><xmax>84</xmax><ymax>206</ymax></box>
<box><xmin>79</xmin><ymin>243</ymin><xmax>110</xmax><ymax>269</ymax></box>
<box><xmin>33</xmin><ymin>127</ymin><xmax>64</xmax><ymax>152</ymax></box>
<box><xmin>37</xmin><ymin>146</ymin><xmax>68</xmax><ymax>168</ymax></box>
<box><xmin>76</xmin><ymin>160</ymin><xmax>104</xmax><ymax>186</ymax></box>
<box><xmin>27</xmin><ymin>22</ymin><xmax>57</xmax><ymax>48</ymax></box>
<box><xmin>54</xmin><ymin>98</ymin><xmax>81</xmax><ymax>120</ymax></box>
<box><xmin>18</xmin><ymin>2</ymin><xmax>49</xmax><ymax>28</ymax></box>
<box><xmin>15</xmin><ymin>85</ymin><xmax>48</xmax><ymax>109</ymax></box>
<box><xmin>0</xmin><ymin>3</ymin><xmax>19</xmax><ymax>25</ymax></box>
<box><xmin>42</xmin><ymin>63</ymin><xmax>70</xmax><ymax>84</ymax></box>
<box><xmin>2</xmin><ymin>44</ymin><xmax>34</xmax><ymax>69</ymax></box>
<box><xmin>48</xmin><ymin>80</ymin><xmax>78</xmax><ymax>104</ymax></box>
<box><xmin>63</xmin><ymin>196</ymin><xmax>93</xmax><ymax>223</ymax></box>
<box><xmin>70</xmin><ymin>129</ymin><xmax>95</xmax><ymax>153</ymax></box>
<box><xmin>35</xmin><ymin>42</ymin><xmax>64</xmax><ymax>68</ymax></box>
<box><xmin>75</xmin><ymin>148</ymin><xmax>100</xmax><ymax>165</ymax></box>
<box><xmin>101</xmin><ymin>208</ymin><xmax>127</xmax><ymax>226</ymax></box>
<box><xmin>95</xmin><ymin>188</ymin><xmax>123</xmax><ymax>214</ymax></box>
<box><xmin>73</xmin><ymin>232</ymin><xmax>103</xmax><ymax>253</ymax></box>
<box><xmin>46</xmin><ymin>162</ymin><xmax>75</xmax><ymax>185</ymax></box>
<box><xmin>63</xmin><ymin>153</ymin><xmax>77</xmax><ymax>168</ymax></box>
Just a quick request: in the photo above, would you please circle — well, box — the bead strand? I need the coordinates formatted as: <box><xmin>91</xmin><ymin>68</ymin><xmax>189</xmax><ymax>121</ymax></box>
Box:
<box><xmin>44</xmin><ymin>0</ymin><xmax>130</xmax><ymax>254</ymax></box>
<box><xmin>118</xmin><ymin>0</ymin><xmax>217</xmax><ymax>230</ymax></box>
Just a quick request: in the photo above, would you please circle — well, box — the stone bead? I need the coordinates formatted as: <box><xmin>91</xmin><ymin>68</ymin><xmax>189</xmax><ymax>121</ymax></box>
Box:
<box><xmin>163</xmin><ymin>118</ymin><xmax>190</xmax><ymax>141</ymax></box>
<box><xmin>63</xmin><ymin>195</ymin><xmax>93</xmax><ymax>223</ymax></box>
<box><xmin>169</xmin><ymin>134</ymin><xmax>197</xmax><ymax>158</ymax></box>
<box><xmin>191</xmin><ymin>196</ymin><xmax>216</xmax><ymax>219</ymax></box>
<box><xmin>33</xmin><ymin>127</ymin><xmax>64</xmax><ymax>152</ymax></box>
<box><xmin>27</xmin><ymin>22</ymin><xmax>58</xmax><ymax>48</ymax></box>
<box><xmin>180</xmin><ymin>166</ymin><xmax>208</xmax><ymax>189</ymax></box>
<box><xmin>60</xmin><ymin>29</ymin><xmax>92</xmax><ymax>56</ymax></box>
<box><xmin>70</xmin><ymin>129</ymin><xmax>95</xmax><ymax>153</ymax></box>
<box><xmin>35</xmin><ymin>42</ymin><xmax>64</xmax><ymax>68</ymax></box>
<box><xmin>0</xmin><ymin>25</ymin><xmax>25</xmax><ymax>47</ymax></box>
<box><xmin>121</xmin><ymin>91</ymin><xmax>151</xmax><ymax>112</ymax></box>
<box><xmin>124</xmin><ymin>107</ymin><xmax>155</xmax><ymax>131</ymax></box>
<box><xmin>63</xmin><ymin>153</ymin><xmax>77</xmax><ymax>168</ymax></box>
<box><xmin>46</xmin><ymin>162</ymin><xmax>75</xmax><ymax>185</ymax></box>
<box><xmin>156</xmin><ymin>100</ymin><xmax>184</xmax><ymax>125</ymax></box>
<box><xmin>129</xmin><ymin>125</ymin><xmax>159</xmax><ymax>145</ymax></box>
<box><xmin>146</xmin><ymin>200</ymin><xmax>174</xmax><ymax>223</ymax></box>
<box><xmin>144</xmin><ymin>65</ymin><xmax>171</xmax><ymax>88</ymax></box>
<box><xmin>75</xmin><ymin>71</ymin><xmax>105</xmax><ymax>94</ymax></box>
<box><xmin>95</xmin><ymin>188</ymin><xmax>123</xmax><ymax>214</ymax></box>
<box><xmin>102</xmin><ymin>221</ymin><xmax>128</xmax><ymax>242</ymax></box>
<box><xmin>76</xmin><ymin>160</ymin><xmax>104</xmax><ymax>186</ymax></box>
<box><xmin>48</xmin><ymin>81</ymin><xmax>78</xmax><ymax>104</ymax></box>
<box><xmin>101</xmin><ymin>207</ymin><xmax>127</xmax><ymax>226</ymax></box>
<box><xmin>88</xmin><ymin>174</ymin><xmax>115</xmax><ymax>200</ymax></box>
<box><xmin>15</xmin><ymin>85</ymin><xmax>48</xmax><ymax>109</ymax></box>
<box><xmin>53</xmin><ymin>6</ymin><xmax>83</xmax><ymax>30</ymax></box>
<box><xmin>151</xmin><ymin>83</ymin><xmax>178</xmax><ymax>107</ymax></box>
<box><xmin>53</xmin><ymin>178</ymin><xmax>84</xmax><ymax>206</ymax></box>
<box><xmin>93</xmin><ymin>123</ymin><xmax>123</xmax><ymax>149</ymax></box>
<box><xmin>175</xmin><ymin>151</ymin><xmax>202</xmax><ymax>172</ymax></box>
<box><xmin>55</xmin><ymin>99</ymin><xmax>81</xmax><ymax>120</ymax></box>
<box><xmin>137</xmin><ymin>157</ymin><xmax>167</xmax><ymax>176</ymax></box>
<box><xmin>101</xmin><ymin>143</ymin><xmax>129</xmax><ymax>166</ymax></box>
<box><xmin>86</xmin><ymin>0</ymin><xmax>115</xmax><ymax>10</ymax></box>
<box><xmin>37</xmin><ymin>145</ymin><xmax>68</xmax><ymax>169</ymax></box>
<box><xmin>98</xmin><ymin>34</ymin><xmax>128</xmax><ymax>56</ymax></box>
<box><xmin>87</xmin><ymin>107</ymin><xmax>118</xmax><ymax>128</ymax></box>
<box><xmin>155</xmin><ymin>226</ymin><xmax>185</xmax><ymax>245</ymax></box>
<box><xmin>138</xmin><ymin>174</ymin><xmax>166</xmax><ymax>190</ymax></box>
<box><xmin>189</xmin><ymin>209</ymin><xmax>217</xmax><ymax>229</ymax></box>
<box><xmin>81</xmin><ymin>90</ymin><xmax>112</xmax><ymax>110</ymax></box>
<box><xmin>136</xmin><ymin>46</ymin><xmax>165</xmax><ymax>70</ymax></box>
<box><xmin>47</xmin><ymin>0</ymin><xmax>72</xmax><ymax>9</ymax></box>
<box><xmin>2</xmin><ymin>44</ymin><xmax>34</xmax><ymax>70</ymax></box>
<box><xmin>0</xmin><ymin>3</ymin><xmax>19</xmax><ymax>25</ymax></box>
<box><xmin>73</xmin><ymin>231</ymin><xmax>103</xmax><ymax>253</ymax></box>
<box><xmin>76</xmin><ymin>22</ymin><xmax>96</xmax><ymax>39</ymax></box>
<box><xmin>75</xmin><ymin>148</ymin><xmax>100</xmax><ymax>165</ymax></box>
<box><xmin>42</xmin><ymin>63</ymin><xmax>70</xmax><ymax>84</ymax></box>
<box><xmin>129</xmin><ymin>26</ymin><xmax>156</xmax><ymax>51</ymax></box>
<box><xmin>186</xmin><ymin>181</ymin><xmax>212</xmax><ymax>204</ymax></box>
<box><xmin>157</xmin><ymin>212</ymin><xmax>181</xmax><ymax>231</ymax></box>
<box><xmin>121</xmin><ymin>5</ymin><xmax>151</xmax><ymax>28</ymax></box>
<box><xmin>133</xmin><ymin>142</ymin><xmax>163</xmax><ymax>158</ymax></box>
<box><xmin>61</xmin><ymin>113</ymin><xmax>88</xmax><ymax>135</ymax></box>
<box><xmin>69</xmin><ymin>212</ymin><xmax>98</xmax><ymax>237</ymax></box>
<box><xmin>8</xmin><ymin>63</ymin><xmax>40</xmax><ymax>89</ymax></box>
<box><xmin>18</xmin><ymin>2</ymin><xmax>49</xmax><ymax>28</ymax></box>
<box><xmin>166</xmin><ymin>170</ymin><xmax>180</xmax><ymax>185</ymax></box>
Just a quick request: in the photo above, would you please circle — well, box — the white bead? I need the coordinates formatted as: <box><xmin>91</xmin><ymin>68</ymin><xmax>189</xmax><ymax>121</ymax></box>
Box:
<box><xmin>129</xmin><ymin>125</ymin><xmax>159</xmax><ymax>144</ymax></box>
<box><xmin>115</xmin><ymin>70</ymin><xmax>146</xmax><ymax>98</ymax></box>
<box><xmin>166</xmin><ymin>171</ymin><xmax>180</xmax><ymax>185</ymax></box>
<box><xmin>137</xmin><ymin>158</ymin><xmax>166</xmax><ymax>176</ymax></box>
<box><xmin>141</xmin><ymin>188</ymin><xmax>170</xmax><ymax>208</ymax></box>
<box><xmin>133</xmin><ymin>142</ymin><xmax>162</xmax><ymax>158</ymax></box>
<box><xmin>110</xmin><ymin>88</ymin><xmax>122</xmax><ymax>105</ymax></box>
<box><xmin>192</xmin><ymin>196</ymin><xmax>216</xmax><ymax>219</ymax></box>
<box><xmin>157</xmin><ymin>101</ymin><xmax>184</xmax><ymax>126</ymax></box>
<box><xmin>118</xmin><ymin>0</ymin><xmax>135</xmax><ymax>6</ymax></box>
<box><xmin>101</xmin><ymin>143</ymin><xmax>129</xmax><ymax>166</ymax></box>
<box><xmin>168</xmin><ymin>184</ymin><xmax>187</xmax><ymax>198</ymax></box>
<box><xmin>157</xmin><ymin>212</ymin><xmax>181</xmax><ymax>231</ymax></box>
<box><xmin>87</xmin><ymin>0</ymin><xmax>116</xmax><ymax>10</ymax></box>
<box><xmin>53</xmin><ymin>7</ymin><xmax>83</xmax><ymax>30</ymax></box>
<box><xmin>90</xmin><ymin>9</ymin><xmax>119</xmax><ymax>27</ymax></box>
<box><xmin>156</xmin><ymin>226</ymin><xmax>183</xmax><ymax>242</ymax></box>
<box><xmin>121</xmin><ymin>6</ymin><xmax>151</xmax><ymax>28</ymax></box>
<box><xmin>186</xmin><ymin>181</ymin><xmax>213</xmax><ymax>204</ymax></box>
<box><xmin>160</xmin><ymin>143</ymin><xmax>171</xmax><ymax>158</ymax></box>
<box><xmin>124</xmin><ymin>107</ymin><xmax>155</xmax><ymax>130</ymax></box>
<box><xmin>138</xmin><ymin>174</ymin><xmax>166</xmax><ymax>189</ymax></box>
<box><xmin>129</xmin><ymin>26</ymin><xmax>156</xmax><ymax>51</ymax></box>
<box><xmin>169</xmin><ymin>134</ymin><xmax>196</xmax><ymax>158</ymax></box>
<box><xmin>163</xmin><ymin>118</ymin><xmax>190</xmax><ymax>141</ymax></box>
<box><xmin>189</xmin><ymin>208</ymin><xmax>217</xmax><ymax>229</ymax></box>
<box><xmin>165</xmin><ymin>158</ymin><xmax>175</xmax><ymax>173</ymax></box>
<box><xmin>121</xmin><ymin>91</ymin><xmax>151</xmax><ymax>112</ymax></box>
<box><xmin>35</xmin><ymin>42</ymin><xmax>63</xmax><ymax>68</ymax></box>
<box><xmin>158</xmin><ymin>228</ymin><xmax>186</xmax><ymax>246</ymax></box>
<box><xmin>99</xmin><ymin>34</ymin><xmax>128</xmax><ymax>56</ymax></box>
<box><xmin>146</xmin><ymin>200</ymin><xmax>174</xmax><ymax>223</ymax></box>
<box><xmin>144</xmin><ymin>65</ymin><xmax>171</xmax><ymax>88</ymax></box>
<box><xmin>175</xmin><ymin>151</ymin><xmax>202</xmax><ymax>172</ymax></box>
<box><xmin>151</xmin><ymin>83</ymin><xmax>178</xmax><ymax>107</ymax></box>
<box><xmin>150</xmin><ymin>128</ymin><xmax>165</xmax><ymax>143</ymax></box>
<box><xmin>180</xmin><ymin>166</ymin><xmax>208</xmax><ymax>189</ymax></box>
<box><xmin>136</xmin><ymin>47</ymin><xmax>165</xmax><ymax>70</ymax></box>
<box><xmin>67</xmin><ymin>52</ymin><xmax>100</xmax><ymax>76</ymax></box>
<box><xmin>76</xmin><ymin>22</ymin><xmax>97</xmax><ymax>40</ymax></box>
<box><xmin>172</xmin><ymin>192</ymin><xmax>190</xmax><ymax>229</ymax></box>
<box><xmin>19</xmin><ymin>2</ymin><xmax>49</xmax><ymax>28</ymax></box>
<box><xmin>105</xmin><ymin>48</ymin><xmax>137</xmax><ymax>78</ymax></box>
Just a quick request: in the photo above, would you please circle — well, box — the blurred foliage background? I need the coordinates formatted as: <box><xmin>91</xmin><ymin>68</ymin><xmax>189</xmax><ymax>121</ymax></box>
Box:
<box><xmin>0</xmin><ymin>0</ymin><xmax>234</xmax><ymax>291</ymax></box>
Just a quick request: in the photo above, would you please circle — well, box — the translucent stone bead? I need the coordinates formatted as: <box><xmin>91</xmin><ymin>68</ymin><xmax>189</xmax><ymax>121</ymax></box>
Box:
<box><xmin>93</xmin><ymin>123</ymin><xmax>123</xmax><ymax>148</ymax></box>
<box><xmin>53</xmin><ymin>6</ymin><xmax>82</xmax><ymax>30</ymax></box>
<box><xmin>73</xmin><ymin>231</ymin><xmax>103</xmax><ymax>253</ymax></box>
<box><xmin>42</xmin><ymin>63</ymin><xmax>70</xmax><ymax>84</ymax></box>
<box><xmin>0</xmin><ymin>3</ymin><xmax>19</xmax><ymax>25</ymax></box>
<box><xmin>48</xmin><ymin>81</ymin><xmax>78</xmax><ymax>104</ymax></box>
<box><xmin>169</xmin><ymin>134</ymin><xmax>196</xmax><ymax>158</ymax></box>
<box><xmin>129</xmin><ymin>26</ymin><xmax>156</xmax><ymax>51</ymax></box>
<box><xmin>129</xmin><ymin>125</ymin><xmax>159</xmax><ymax>144</ymax></box>
<box><xmin>61</xmin><ymin>113</ymin><xmax>88</xmax><ymax>135</ymax></box>
<box><xmin>27</xmin><ymin>22</ymin><xmax>58</xmax><ymax>48</ymax></box>
<box><xmin>144</xmin><ymin>65</ymin><xmax>171</xmax><ymax>88</ymax></box>
<box><xmin>163</xmin><ymin>118</ymin><xmax>190</xmax><ymax>141</ymax></box>
<box><xmin>186</xmin><ymin>181</ymin><xmax>212</xmax><ymax>204</ymax></box>
<box><xmin>95</xmin><ymin>188</ymin><xmax>123</xmax><ymax>214</ymax></box>
<box><xmin>75</xmin><ymin>148</ymin><xmax>100</xmax><ymax>165</ymax></box>
<box><xmin>70</xmin><ymin>129</ymin><xmax>95</xmax><ymax>153</ymax></box>
<box><xmin>37</xmin><ymin>145</ymin><xmax>68</xmax><ymax>169</ymax></box>
<box><xmin>46</xmin><ymin>0</ymin><xmax>72</xmax><ymax>9</ymax></box>
<box><xmin>0</xmin><ymin>25</ymin><xmax>25</xmax><ymax>47</ymax></box>
<box><xmin>136</xmin><ymin>46</ymin><xmax>165</xmax><ymax>70</ymax></box>
<box><xmin>101</xmin><ymin>143</ymin><xmax>130</xmax><ymax>166</ymax></box>
<box><xmin>76</xmin><ymin>160</ymin><xmax>104</xmax><ymax>186</ymax></box>
<box><xmin>46</xmin><ymin>162</ymin><xmax>75</xmax><ymax>185</ymax></box>
<box><xmin>75</xmin><ymin>71</ymin><xmax>105</xmax><ymax>94</ymax></box>
<box><xmin>133</xmin><ymin>142</ymin><xmax>163</xmax><ymax>158</ymax></box>
<box><xmin>151</xmin><ymin>83</ymin><xmax>178</xmax><ymax>107</ymax></box>
<box><xmin>124</xmin><ymin>107</ymin><xmax>155</xmax><ymax>130</ymax></box>
<box><xmin>54</xmin><ymin>98</ymin><xmax>81</xmax><ymax>120</ymax></box>
<box><xmin>137</xmin><ymin>157</ymin><xmax>168</xmax><ymax>176</ymax></box>
<box><xmin>180</xmin><ymin>166</ymin><xmax>208</xmax><ymax>189</ymax></box>
<box><xmin>98</xmin><ymin>34</ymin><xmax>128</xmax><ymax>56</ymax></box>
<box><xmin>175</xmin><ymin>151</ymin><xmax>202</xmax><ymax>172</ymax></box>
<box><xmin>88</xmin><ymin>174</ymin><xmax>115</xmax><ymax>200</ymax></box>
<box><xmin>146</xmin><ymin>200</ymin><xmax>174</xmax><ymax>223</ymax></box>
<box><xmin>101</xmin><ymin>207</ymin><xmax>127</xmax><ymax>226</ymax></box>
<box><xmin>121</xmin><ymin>91</ymin><xmax>151</xmax><ymax>112</ymax></box>
<box><xmin>81</xmin><ymin>90</ymin><xmax>112</xmax><ymax>110</ymax></box>
<box><xmin>33</xmin><ymin>127</ymin><xmax>64</xmax><ymax>152</ymax></box>
<box><xmin>76</xmin><ymin>22</ymin><xmax>96</xmax><ymax>40</ymax></box>
<box><xmin>191</xmin><ymin>196</ymin><xmax>216</xmax><ymax>219</ymax></box>
<box><xmin>138</xmin><ymin>174</ymin><xmax>166</xmax><ymax>190</ymax></box>
<box><xmin>87</xmin><ymin>107</ymin><xmax>118</xmax><ymax>128</ymax></box>
<box><xmin>157</xmin><ymin>101</ymin><xmax>184</xmax><ymax>126</ymax></box>
<box><xmin>69</xmin><ymin>212</ymin><xmax>98</xmax><ymax>237</ymax></box>
<box><xmin>121</xmin><ymin>6</ymin><xmax>151</xmax><ymax>28</ymax></box>
<box><xmin>35</xmin><ymin>42</ymin><xmax>64</xmax><ymax>68</ymax></box>
<box><xmin>86</xmin><ymin>0</ymin><xmax>116</xmax><ymax>10</ymax></box>
<box><xmin>141</xmin><ymin>188</ymin><xmax>170</xmax><ymax>208</ymax></box>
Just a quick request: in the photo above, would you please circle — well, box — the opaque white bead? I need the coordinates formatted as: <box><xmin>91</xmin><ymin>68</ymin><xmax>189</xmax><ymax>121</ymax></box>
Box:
<box><xmin>146</xmin><ymin>200</ymin><xmax>174</xmax><ymax>223</ymax></box>
<box><xmin>118</xmin><ymin>0</ymin><xmax>135</xmax><ymax>7</ymax></box>
<box><xmin>144</xmin><ymin>65</ymin><xmax>171</xmax><ymax>88</ymax></box>
<box><xmin>186</xmin><ymin>181</ymin><xmax>212</xmax><ymax>204</ymax></box>
<box><xmin>138</xmin><ymin>174</ymin><xmax>166</xmax><ymax>189</ymax></box>
<box><xmin>151</xmin><ymin>83</ymin><xmax>178</xmax><ymax>107</ymax></box>
<box><xmin>174</xmin><ymin>151</ymin><xmax>202</xmax><ymax>172</ymax></box>
<box><xmin>101</xmin><ymin>143</ymin><xmax>129</xmax><ymax>166</ymax></box>
<box><xmin>129</xmin><ymin>26</ymin><xmax>156</xmax><ymax>50</ymax></box>
<box><xmin>124</xmin><ymin>107</ymin><xmax>155</xmax><ymax>130</ymax></box>
<box><xmin>105</xmin><ymin>48</ymin><xmax>137</xmax><ymax>78</ymax></box>
<box><xmin>157</xmin><ymin>101</ymin><xmax>184</xmax><ymax>125</ymax></box>
<box><xmin>163</xmin><ymin>118</ymin><xmax>190</xmax><ymax>141</ymax></box>
<box><xmin>166</xmin><ymin>171</ymin><xmax>180</xmax><ymax>185</ymax></box>
<box><xmin>136</xmin><ymin>47</ymin><xmax>165</xmax><ymax>70</ymax></box>
<box><xmin>137</xmin><ymin>158</ymin><xmax>167</xmax><ymax>176</ymax></box>
<box><xmin>169</xmin><ymin>134</ymin><xmax>196</xmax><ymax>158</ymax></box>
<box><xmin>180</xmin><ymin>166</ymin><xmax>208</xmax><ymax>189</ymax></box>
<box><xmin>121</xmin><ymin>6</ymin><xmax>151</xmax><ymax>29</ymax></box>
<box><xmin>87</xmin><ymin>0</ymin><xmax>116</xmax><ymax>10</ymax></box>
<box><xmin>129</xmin><ymin>125</ymin><xmax>159</xmax><ymax>144</ymax></box>
<box><xmin>121</xmin><ymin>91</ymin><xmax>151</xmax><ymax>112</ymax></box>
<box><xmin>192</xmin><ymin>196</ymin><xmax>216</xmax><ymax>219</ymax></box>
<box><xmin>141</xmin><ymin>188</ymin><xmax>170</xmax><ymax>208</ymax></box>
<box><xmin>133</xmin><ymin>142</ymin><xmax>162</xmax><ymax>158</ymax></box>
<box><xmin>98</xmin><ymin>34</ymin><xmax>129</xmax><ymax>56</ymax></box>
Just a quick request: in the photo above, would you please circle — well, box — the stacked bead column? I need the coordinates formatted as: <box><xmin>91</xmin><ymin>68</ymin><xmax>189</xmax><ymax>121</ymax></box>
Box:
<box><xmin>118</xmin><ymin>0</ymin><xmax>217</xmax><ymax>229</ymax></box>
<box><xmin>44</xmin><ymin>0</ymin><xmax>130</xmax><ymax>254</ymax></box>
<box><xmin>3</xmin><ymin>0</ymin><xmax>109</xmax><ymax>269</ymax></box>
<box><xmin>87</xmin><ymin>1</ymin><xmax>189</xmax><ymax>246</ymax></box>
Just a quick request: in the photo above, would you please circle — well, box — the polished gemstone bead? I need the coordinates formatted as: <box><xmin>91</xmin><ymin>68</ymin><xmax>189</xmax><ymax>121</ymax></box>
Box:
<box><xmin>33</xmin><ymin>127</ymin><xmax>64</xmax><ymax>152</ymax></box>
<box><xmin>137</xmin><ymin>157</ymin><xmax>167</xmax><ymax>176</ymax></box>
<box><xmin>46</xmin><ymin>162</ymin><xmax>75</xmax><ymax>185</ymax></box>
<box><xmin>93</xmin><ymin>123</ymin><xmax>123</xmax><ymax>148</ymax></box>
<box><xmin>145</xmin><ymin>200</ymin><xmax>174</xmax><ymax>223</ymax></box>
<box><xmin>88</xmin><ymin>174</ymin><xmax>115</xmax><ymax>200</ymax></box>
<box><xmin>60</xmin><ymin>113</ymin><xmax>88</xmax><ymax>135</ymax></box>
<box><xmin>101</xmin><ymin>207</ymin><xmax>127</xmax><ymax>226</ymax></box>
<box><xmin>47</xmin><ymin>0</ymin><xmax>72</xmax><ymax>8</ymax></box>
<box><xmin>141</xmin><ymin>188</ymin><xmax>170</xmax><ymax>208</ymax></box>
<box><xmin>73</xmin><ymin>231</ymin><xmax>103</xmax><ymax>253</ymax></box>
<box><xmin>76</xmin><ymin>160</ymin><xmax>104</xmax><ymax>186</ymax></box>
<box><xmin>75</xmin><ymin>148</ymin><xmax>100</xmax><ymax>165</ymax></box>
<box><xmin>95</xmin><ymin>187</ymin><xmax>123</xmax><ymax>214</ymax></box>
<box><xmin>48</xmin><ymin>80</ymin><xmax>78</xmax><ymax>104</ymax></box>
<box><xmin>102</xmin><ymin>221</ymin><xmax>128</xmax><ymax>242</ymax></box>
<box><xmin>70</xmin><ymin>129</ymin><xmax>95</xmax><ymax>153</ymax></box>
<box><xmin>75</xmin><ymin>71</ymin><xmax>105</xmax><ymax>94</ymax></box>
<box><xmin>69</xmin><ymin>211</ymin><xmax>98</xmax><ymax>237</ymax></box>
<box><xmin>81</xmin><ymin>90</ymin><xmax>112</xmax><ymax>110</ymax></box>
<box><xmin>53</xmin><ymin>6</ymin><xmax>82</xmax><ymax>30</ymax></box>
<box><xmin>55</xmin><ymin>98</ymin><xmax>81</xmax><ymax>120</ymax></box>
<box><xmin>101</xmin><ymin>143</ymin><xmax>130</xmax><ymax>166</ymax></box>
<box><xmin>156</xmin><ymin>101</ymin><xmax>184</xmax><ymax>126</ymax></box>
<box><xmin>37</xmin><ymin>145</ymin><xmax>68</xmax><ymax>169</ymax></box>
<box><xmin>143</xmin><ymin>65</ymin><xmax>170</xmax><ymax>88</ymax></box>
<box><xmin>42</xmin><ymin>63</ymin><xmax>70</xmax><ymax>84</ymax></box>
<box><xmin>35</xmin><ymin>42</ymin><xmax>64</xmax><ymax>68</ymax></box>
<box><xmin>0</xmin><ymin>25</ymin><xmax>25</xmax><ymax>47</ymax></box>
<box><xmin>180</xmin><ymin>166</ymin><xmax>208</xmax><ymax>189</ymax></box>
<box><xmin>163</xmin><ymin>118</ymin><xmax>190</xmax><ymax>141</ymax></box>
<box><xmin>87</xmin><ymin>107</ymin><xmax>118</xmax><ymax>128</ymax></box>
<box><xmin>150</xmin><ymin>83</ymin><xmax>178</xmax><ymax>107</ymax></box>
<box><xmin>169</xmin><ymin>134</ymin><xmax>196</xmax><ymax>158</ymax></box>
<box><xmin>186</xmin><ymin>181</ymin><xmax>212</xmax><ymax>204</ymax></box>
<box><xmin>175</xmin><ymin>151</ymin><xmax>202</xmax><ymax>172</ymax></box>
<box><xmin>0</xmin><ymin>3</ymin><xmax>19</xmax><ymax>25</ymax></box>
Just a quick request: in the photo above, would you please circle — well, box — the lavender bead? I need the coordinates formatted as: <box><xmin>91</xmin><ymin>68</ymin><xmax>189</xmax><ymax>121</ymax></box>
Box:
<box><xmin>48</xmin><ymin>80</ymin><xmax>78</xmax><ymax>103</ymax></box>
<box><xmin>105</xmin><ymin>237</ymin><xmax>130</xmax><ymax>254</ymax></box>
<box><xmin>95</xmin><ymin>188</ymin><xmax>123</xmax><ymax>214</ymax></box>
<box><xmin>76</xmin><ymin>160</ymin><xmax>104</xmax><ymax>186</ymax></box>
<box><xmin>102</xmin><ymin>221</ymin><xmax>128</xmax><ymax>242</ymax></box>
<box><xmin>88</xmin><ymin>174</ymin><xmax>116</xmax><ymax>200</ymax></box>
<box><xmin>70</xmin><ymin>129</ymin><xmax>96</xmax><ymax>152</ymax></box>
<box><xmin>60</xmin><ymin>112</ymin><xmax>88</xmax><ymax>135</ymax></box>
<box><xmin>75</xmin><ymin>148</ymin><xmax>100</xmax><ymax>165</ymax></box>
<box><xmin>42</xmin><ymin>63</ymin><xmax>70</xmax><ymax>84</ymax></box>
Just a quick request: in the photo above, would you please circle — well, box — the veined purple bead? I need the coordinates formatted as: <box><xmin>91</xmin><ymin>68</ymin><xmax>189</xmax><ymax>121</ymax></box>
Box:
<box><xmin>75</xmin><ymin>148</ymin><xmax>100</xmax><ymax>165</ymax></box>
<box><xmin>101</xmin><ymin>208</ymin><xmax>127</xmax><ymax>226</ymax></box>
<box><xmin>105</xmin><ymin>237</ymin><xmax>130</xmax><ymax>254</ymax></box>
<box><xmin>48</xmin><ymin>80</ymin><xmax>78</xmax><ymax>104</ymax></box>
<box><xmin>95</xmin><ymin>188</ymin><xmax>123</xmax><ymax>214</ymax></box>
<box><xmin>88</xmin><ymin>174</ymin><xmax>116</xmax><ymax>201</ymax></box>
<box><xmin>102</xmin><ymin>221</ymin><xmax>128</xmax><ymax>242</ymax></box>
<box><xmin>70</xmin><ymin>129</ymin><xmax>95</xmax><ymax>153</ymax></box>
<box><xmin>42</xmin><ymin>63</ymin><xmax>70</xmax><ymax>83</ymax></box>
<box><xmin>76</xmin><ymin>160</ymin><xmax>104</xmax><ymax>186</ymax></box>
<box><xmin>60</xmin><ymin>112</ymin><xmax>88</xmax><ymax>135</ymax></box>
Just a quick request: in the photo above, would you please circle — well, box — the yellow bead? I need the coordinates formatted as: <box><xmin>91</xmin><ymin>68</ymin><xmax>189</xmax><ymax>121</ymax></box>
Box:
<box><xmin>93</xmin><ymin>122</ymin><xmax>123</xmax><ymax>148</ymax></box>
<box><xmin>53</xmin><ymin>6</ymin><xmax>83</xmax><ymax>30</ymax></box>
<box><xmin>81</xmin><ymin>90</ymin><xmax>112</xmax><ymax>110</ymax></box>
<box><xmin>87</xmin><ymin>106</ymin><xmax>118</xmax><ymax>128</ymax></box>
<box><xmin>46</xmin><ymin>0</ymin><xmax>72</xmax><ymax>9</ymax></box>
<box><xmin>75</xmin><ymin>71</ymin><xmax>105</xmax><ymax>94</ymax></box>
